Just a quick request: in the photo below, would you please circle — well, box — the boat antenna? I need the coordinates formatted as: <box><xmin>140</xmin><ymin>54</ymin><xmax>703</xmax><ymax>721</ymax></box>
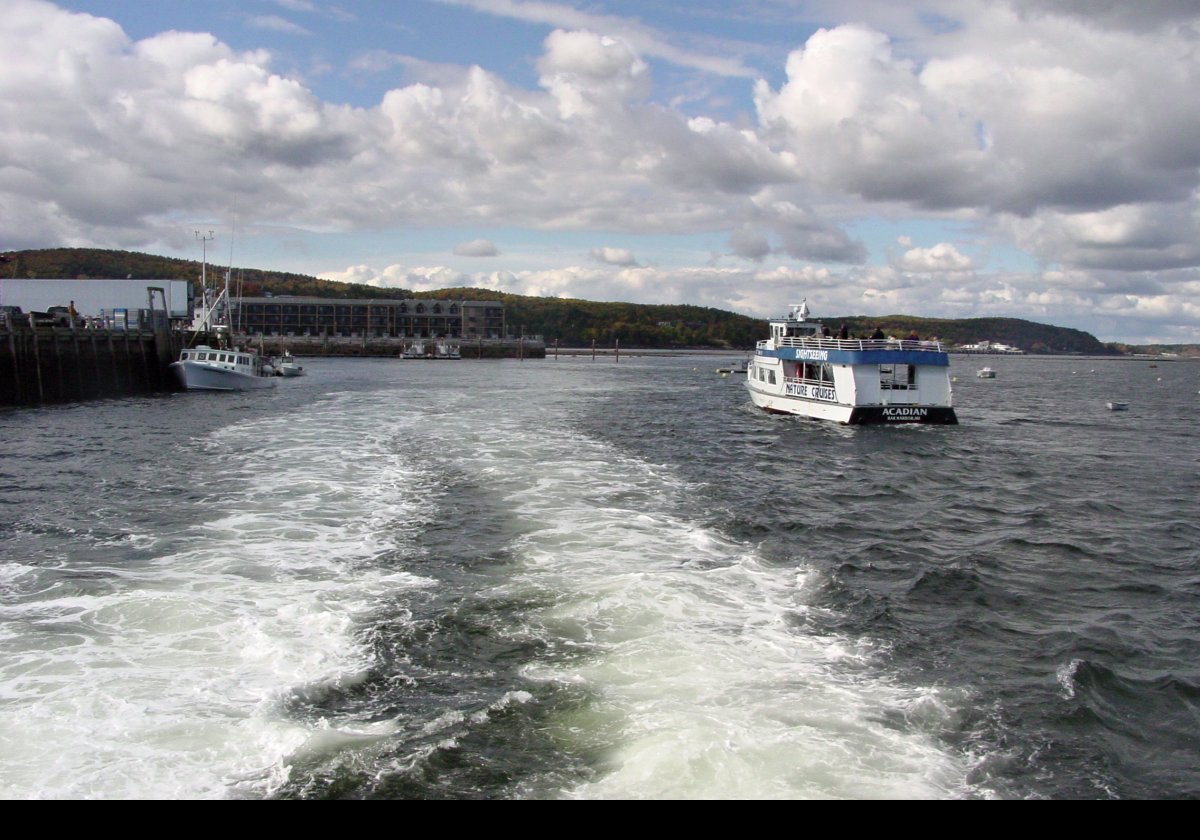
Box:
<box><xmin>195</xmin><ymin>229</ymin><xmax>214</xmax><ymax>295</ymax></box>
<box><xmin>187</xmin><ymin>230</ymin><xmax>216</xmax><ymax>348</ymax></box>
<box><xmin>227</xmin><ymin>219</ymin><xmax>237</xmax><ymax>338</ymax></box>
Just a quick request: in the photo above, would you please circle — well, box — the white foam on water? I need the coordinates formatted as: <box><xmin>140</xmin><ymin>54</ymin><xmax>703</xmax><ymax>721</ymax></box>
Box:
<box><xmin>462</xmin><ymin>411</ymin><xmax>970</xmax><ymax>799</ymax></box>
<box><xmin>0</xmin><ymin>395</ymin><xmax>435</xmax><ymax>799</ymax></box>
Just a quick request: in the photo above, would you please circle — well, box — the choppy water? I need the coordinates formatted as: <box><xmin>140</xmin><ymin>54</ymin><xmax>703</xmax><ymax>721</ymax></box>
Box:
<box><xmin>1</xmin><ymin>353</ymin><xmax>1198</xmax><ymax>799</ymax></box>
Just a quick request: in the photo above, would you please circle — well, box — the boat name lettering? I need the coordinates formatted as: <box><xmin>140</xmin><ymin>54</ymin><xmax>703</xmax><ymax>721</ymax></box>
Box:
<box><xmin>882</xmin><ymin>407</ymin><xmax>929</xmax><ymax>418</ymax></box>
<box><xmin>789</xmin><ymin>383</ymin><xmax>837</xmax><ymax>402</ymax></box>
<box><xmin>794</xmin><ymin>349</ymin><xmax>829</xmax><ymax>361</ymax></box>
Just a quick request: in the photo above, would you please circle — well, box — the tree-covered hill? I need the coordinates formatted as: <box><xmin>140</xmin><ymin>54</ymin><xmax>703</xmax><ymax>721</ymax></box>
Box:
<box><xmin>415</xmin><ymin>287</ymin><xmax>761</xmax><ymax>348</ymax></box>
<box><xmin>824</xmin><ymin>314</ymin><xmax>1115</xmax><ymax>355</ymax></box>
<box><xmin>1</xmin><ymin>247</ymin><xmax>405</xmax><ymax>301</ymax></box>
<box><xmin>2</xmin><ymin>248</ymin><xmax>1127</xmax><ymax>353</ymax></box>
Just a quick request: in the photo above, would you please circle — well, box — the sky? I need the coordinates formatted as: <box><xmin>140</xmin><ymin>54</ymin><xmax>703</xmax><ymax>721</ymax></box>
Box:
<box><xmin>3</xmin><ymin>1</ymin><xmax>1200</xmax><ymax>343</ymax></box>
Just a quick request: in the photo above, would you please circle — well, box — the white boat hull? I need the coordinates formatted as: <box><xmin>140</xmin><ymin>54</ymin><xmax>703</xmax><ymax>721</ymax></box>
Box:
<box><xmin>171</xmin><ymin>360</ymin><xmax>277</xmax><ymax>391</ymax></box>
<box><xmin>746</xmin><ymin>380</ymin><xmax>956</xmax><ymax>424</ymax></box>
<box><xmin>745</xmin><ymin>304</ymin><xmax>957</xmax><ymax>425</ymax></box>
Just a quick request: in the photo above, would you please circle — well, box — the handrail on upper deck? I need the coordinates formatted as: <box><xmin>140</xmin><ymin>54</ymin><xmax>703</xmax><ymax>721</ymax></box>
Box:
<box><xmin>760</xmin><ymin>337</ymin><xmax>945</xmax><ymax>352</ymax></box>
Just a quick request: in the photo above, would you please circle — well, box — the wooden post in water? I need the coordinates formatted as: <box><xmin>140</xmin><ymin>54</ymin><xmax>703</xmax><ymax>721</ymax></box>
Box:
<box><xmin>615</xmin><ymin>338</ymin><xmax>619</xmax><ymax>364</ymax></box>
<box><xmin>138</xmin><ymin>330</ymin><xmax>151</xmax><ymax>391</ymax></box>
<box><xmin>591</xmin><ymin>339</ymin><xmax>596</xmax><ymax>361</ymax></box>
<box><xmin>70</xmin><ymin>322</ymin><xmax>84</xmax><ymax>399</ymax></box>
<box><xmin>90</xmin><ymin>331</ymin><xmax>102</xmax><ymax>397</ymax></box>
<box><xmin>50</xmin><ymin>326</ymin><xmax>65</xmax><ymax>401</ymax></box>
<box><xmin>6</xmin><ymin>311</ymin><xmax>22</xmax><ymax>403</ymax></box>
<box><xmin>27</xmin><ymin>313</ymin><xmax>43</xmax><ymax>403</ymax></box>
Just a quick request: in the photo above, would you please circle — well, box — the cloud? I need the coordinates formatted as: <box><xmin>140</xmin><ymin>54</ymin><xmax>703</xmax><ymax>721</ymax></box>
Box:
<box><xmin>537</xmin><ymin>29</ymin><xmax>649</xmax><ymax>119</ymax></box>
<box><xmin>273</xmin><ymin>0</ymin><xmax>317</xmax><ymax>12</ymax></box>
<box><xmin>454</xmin><ymin>238</ymin><xmax>500</xmax><ymax>256</ymax></box>
<box><xmin>441</xmin><ymin>0</ymin><xmax>756</xmax><ymax>78</ymax></box>
<box><xmin>754</xmin><ymin>14</ymin><xmax>1200</xmax><ymax>218</ymax></box>
<box><xmin>588</xmin><ymin>247</ymin><xmax>639</xmax><ymax>267</ymax></box>
<box><xmin>728</xmin><ymin>226</ymin><xmax>771</xmax><ymax>261</ymax></box>
<box><xmin>5</xmin><ymin>2</ymin><xmax>1200</xmax><ymax>341</ymax></box>
<box><xmin>246</xmin><ymin>15</ymin><xmax>311</xmax><ymax>37</ymax></box>
<box><xmin>894</xmin><ymin>242</ymin><xmax>973</xmax><ymax>273</ymax></box>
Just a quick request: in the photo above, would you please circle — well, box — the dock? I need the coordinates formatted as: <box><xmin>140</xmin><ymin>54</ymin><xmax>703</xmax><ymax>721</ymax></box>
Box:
<box><xmin>0</xmin><ymin>313</ymin><xmax>179</xmax><ymax>406</ymax></box>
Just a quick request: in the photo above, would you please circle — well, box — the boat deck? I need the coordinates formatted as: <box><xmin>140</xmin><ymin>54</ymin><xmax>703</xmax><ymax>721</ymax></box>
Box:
<box><xmin>759</xmin><ymin>336</ymin><xmax>946</xmax><ymax>353</ymax></box>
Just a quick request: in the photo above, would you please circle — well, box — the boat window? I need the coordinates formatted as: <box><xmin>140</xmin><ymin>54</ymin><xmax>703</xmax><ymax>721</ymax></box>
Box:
<box><xmin>880</xmin><ymin>364</ymin><xmax>915</xmax><ymax>389</ymax></box>
<box><xmin>768</xmin><ymin>370</ymin><xmax>776</xmax><ymax>385</ymax></box>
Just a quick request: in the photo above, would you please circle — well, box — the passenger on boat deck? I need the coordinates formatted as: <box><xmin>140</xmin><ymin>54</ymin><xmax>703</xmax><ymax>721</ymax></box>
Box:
<box><xmin>822</xmin><ymin>325</ymin><xmax>832</xmax><ymax>337</ymax></box>
<box><xmin>907</xmin><ymin>329</ymin><xmax>920</xmax><ymax>342</ymax></box>
<box><xmin>838</xmin><ymin>323</ymin><xmax>849</xmax><ymax>340</ymax></box>
<box><xmin>871</xmin><ymin>326</ymin><xmax>885</xmax><ymax>339</ymax></box>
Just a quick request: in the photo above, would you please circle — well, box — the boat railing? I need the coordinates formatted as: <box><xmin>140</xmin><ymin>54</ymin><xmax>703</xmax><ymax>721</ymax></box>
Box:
<box><xmin>760</xmin><ymin>337</ymin><xmax>945</xmax><ymax>352</ymax></box>
<box><xmin>784</xmin><ymin>374</ymin><xmax>834</xmax><ymax>387</ymax></box>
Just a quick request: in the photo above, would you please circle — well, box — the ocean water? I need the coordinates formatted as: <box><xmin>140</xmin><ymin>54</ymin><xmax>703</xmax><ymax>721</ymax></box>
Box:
<box><xmin>1</xmin><ymin>353</ymin><xmax>1197</xmax><ymax>799</ymax></box>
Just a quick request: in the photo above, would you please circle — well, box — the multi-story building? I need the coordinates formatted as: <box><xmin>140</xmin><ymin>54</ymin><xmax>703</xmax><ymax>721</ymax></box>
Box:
<box><xmin>231</xmin><ymin>297</ymin><xmax>505</xmax><ymax>339</ymax></box>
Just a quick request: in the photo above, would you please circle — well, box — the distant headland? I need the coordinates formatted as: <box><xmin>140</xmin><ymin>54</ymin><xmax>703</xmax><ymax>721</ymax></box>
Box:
<box><xmin>2</xmin><ymin>248</ymin><xmax>1191</xmax><ymax>356</ymax></box>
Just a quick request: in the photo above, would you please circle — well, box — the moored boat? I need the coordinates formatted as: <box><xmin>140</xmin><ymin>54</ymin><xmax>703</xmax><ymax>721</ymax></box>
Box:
<box><xmin>172</xmin><ymin>231</ymin><xmax>276</xmax><ymax>391</ymax></box>
<box><xmin>746</xmin><ymin>301</ymin><xmax>957</xmax><ymax>424</ymax></box>
<box><xmin>278</xmin><ymin>352</ymin><xmax>305</xmax><ymax>377</ymax></box>
<box><xmin>171</xmin><ymin>345</ymin><xmax>277</xmax><ymax>390</ymax></box>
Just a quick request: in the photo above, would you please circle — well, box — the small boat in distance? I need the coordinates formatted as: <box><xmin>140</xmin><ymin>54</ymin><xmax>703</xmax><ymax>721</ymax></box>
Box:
<box><xmin>746</xmin><ymin>300</ymin><xmax>957</xmax><ymax>424</ymax></box>
<box><xmin>278</xmin><ymin>352</ymin><xmax>305</xmax><ymax>377</ymax></box>
<box><xmin>977</xmin><ymin>367</ymin><xmax>997</xmax><ymax>378</ymax></box>
<box><xmin>1106</xmin><ymin>401</ymin><xmax>1129</xmax><ymax>411</ymax></box>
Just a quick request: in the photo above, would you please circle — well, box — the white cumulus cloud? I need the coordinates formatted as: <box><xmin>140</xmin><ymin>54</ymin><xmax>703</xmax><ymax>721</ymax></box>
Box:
<box><xmin>589</xmin><ymin>247</ymin><xmax>639</xmax><ymax>267</ymax></box>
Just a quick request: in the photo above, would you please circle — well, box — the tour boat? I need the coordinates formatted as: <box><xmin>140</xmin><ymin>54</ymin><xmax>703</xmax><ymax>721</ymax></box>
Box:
<box><xmin>746</xmin><ymin>301</ymin><xmax>958</xmax><ymax>424</ymax></box>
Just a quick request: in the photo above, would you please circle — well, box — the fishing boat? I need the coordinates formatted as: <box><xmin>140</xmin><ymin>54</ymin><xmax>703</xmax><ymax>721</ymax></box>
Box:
<box><xmin>172</xmin><ymin>231</ymin><xmax>276</xmax><ymax>391</ymax></box>
<box><xmin>171</xmin><ymin>345</ymin><xmax>277</xmax><ymax>390</ymax></box>
<box><xmin>746</xmin><ymin>301</ymin><xmax>957</xmax><ymax>424</ymax></box>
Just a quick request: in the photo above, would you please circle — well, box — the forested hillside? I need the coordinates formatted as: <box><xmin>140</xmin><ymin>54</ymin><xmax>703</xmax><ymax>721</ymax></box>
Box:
<box><xmin>3</xmin><ymin>248</ymin><xmax>1123</xmax><ymax>352</ymax></box>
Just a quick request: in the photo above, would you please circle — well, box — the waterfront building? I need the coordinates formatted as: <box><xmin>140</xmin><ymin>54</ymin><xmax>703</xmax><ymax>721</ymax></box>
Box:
<box><xmin>231</xmin><ymin>297</ymin><xmax>505</xmax><ymax>339</ymax></box>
